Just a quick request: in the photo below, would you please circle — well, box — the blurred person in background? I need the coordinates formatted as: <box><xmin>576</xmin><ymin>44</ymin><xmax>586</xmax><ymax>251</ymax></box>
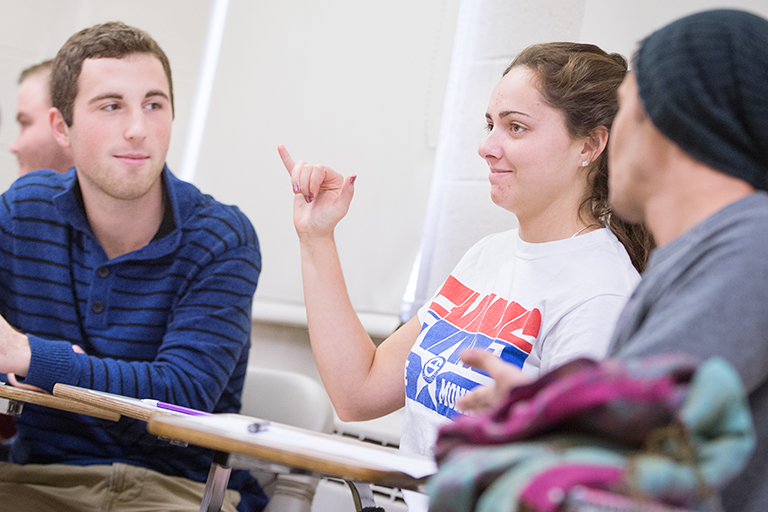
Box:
<box><xmin>9</xmin><ymin>60</ymin><xmax>74</xmax><ymax>175</ymax></box>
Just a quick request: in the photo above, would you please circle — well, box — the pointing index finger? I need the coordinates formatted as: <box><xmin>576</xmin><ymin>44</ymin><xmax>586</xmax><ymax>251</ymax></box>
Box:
<box><xmin>277</xmin><ymin>144</ymin><xmax>296</xmax><ymax>175</ymax></box>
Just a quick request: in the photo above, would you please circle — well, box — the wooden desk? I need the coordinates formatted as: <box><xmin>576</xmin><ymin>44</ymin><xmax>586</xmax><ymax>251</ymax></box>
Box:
<box><xmin>148</xmin><ymin>413</ymin><xmax>436</xmax><ymax>512</ymax></box>
<box><xmin>0</xmin><ymin>382</ymin><xmax>120</xmax><ymax>422</ymax></box>
<box><xmin>52</xmin><ymin>383</ymin><xmax>197</xmax><ymax>447</ymax></box>
<box><xmin>53</xmin><ymin>383</ymin><xmax>172</xmax><ymax>422</ymax></box>
<box><xmin>52</xmin><ymin>384</ymin><xmax>436</xmax><ymax>511</ymax></box>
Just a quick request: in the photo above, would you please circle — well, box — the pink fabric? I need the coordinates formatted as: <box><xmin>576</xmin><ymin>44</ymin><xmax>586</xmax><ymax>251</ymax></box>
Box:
<box><xmin>435</xmin><ymin>356</ymin><xmax>695</xmax><ymax>462</ymax></box>
<box><xmin>518</xmin><ymin>465</ymin><xmax>624</xmax><ymax>512</ymax></box>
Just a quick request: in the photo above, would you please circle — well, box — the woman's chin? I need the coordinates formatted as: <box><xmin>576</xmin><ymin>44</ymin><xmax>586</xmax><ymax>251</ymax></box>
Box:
<box><xmin>489</xmin><ymin>189</ymin><xmax>516</xmax><ymax>213</ymax></box>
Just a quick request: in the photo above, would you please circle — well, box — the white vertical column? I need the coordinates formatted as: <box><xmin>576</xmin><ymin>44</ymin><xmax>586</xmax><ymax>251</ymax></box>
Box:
<box><xmin>402</xmin><ymin>0</ymin><xmax>587</xmax><ymax>321</ymax></box>
<box><xmin>179</xmin><ymin>0</ymin><xmax>230</xmax><ymax>183</ymax></box>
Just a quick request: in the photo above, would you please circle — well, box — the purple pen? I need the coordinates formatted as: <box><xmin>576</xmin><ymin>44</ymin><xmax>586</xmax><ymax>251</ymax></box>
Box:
<box><xmin>142</xmin><ymin>399</ymin><xmax>212</xmax><ymax>416</ymax></box>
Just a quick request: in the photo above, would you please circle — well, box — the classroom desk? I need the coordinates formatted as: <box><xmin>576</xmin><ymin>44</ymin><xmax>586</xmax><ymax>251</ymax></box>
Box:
<box><xmin>53</xmin><ymin>383</ymin><xmax>196</xmax><ymax>448</ymax></box>
<box><xmin>148</xmin><ymin>413</ymin><xmax>436</xmax><ymax>512</ymax></box>
<box><xmin>53</xmin><ymin>383</ymin><xmax>175</xmax><ymax>422</ymax></box>
<box><xmin>52</xmin><ymin>383</ymin><xmax>436</xmax><ymax>512</ymax></box>
<box><xmin>0</xmin><ymin>382</ymin><xmax>120</xmax><ymax>422</ymax></box>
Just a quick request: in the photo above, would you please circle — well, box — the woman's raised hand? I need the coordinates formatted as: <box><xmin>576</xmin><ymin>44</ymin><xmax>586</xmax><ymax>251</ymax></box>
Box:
<box><xmin>278</xmin><ymin>144</ymin><xmax>357</xmax><ymax>239</ymax></box>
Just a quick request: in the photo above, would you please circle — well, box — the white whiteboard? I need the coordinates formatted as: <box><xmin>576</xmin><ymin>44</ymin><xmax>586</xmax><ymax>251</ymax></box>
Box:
<box><xmin>192</xmin><ymin>0</ymin><xmax>460</xmax><ymax>333</ymax></box>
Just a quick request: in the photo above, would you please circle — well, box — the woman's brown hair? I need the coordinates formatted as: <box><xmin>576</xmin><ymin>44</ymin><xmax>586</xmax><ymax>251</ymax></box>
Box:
<box><xmin>506</xmin><ymin>42</ymin><xmax>654</xmax><ymax>272</ymax></box>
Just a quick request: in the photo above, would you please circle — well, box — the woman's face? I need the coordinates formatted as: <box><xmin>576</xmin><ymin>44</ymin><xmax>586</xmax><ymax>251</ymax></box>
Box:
<box><xmin>478</xmin><ymin>66</ymin><xmax>587</xmax><ymax>222</ymax></box>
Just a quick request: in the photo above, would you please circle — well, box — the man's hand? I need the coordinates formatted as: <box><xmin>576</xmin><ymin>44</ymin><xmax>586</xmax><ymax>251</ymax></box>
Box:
<box><xmin>6</xmin><ymin>344</ymin><xmax>84</xmax><ymax>393</ymax></box>
<box><xmin>278</xmin><ymin>144</ymin><xmax>357</xmax><ymax>240</ymax></box>
<box><xmin>0</xmin><ymin>315</ymin><xmax>31</xmax><ymax>378</ymax></box>
<box><xmin>7</xmin><ymin>373</ymin><xmax>45</xmax><ymax>393</ymax></box>
<box><xmin>457</xmin><ymin>348</ymin><xmax>532</xmax><ymax>413</ymax></box>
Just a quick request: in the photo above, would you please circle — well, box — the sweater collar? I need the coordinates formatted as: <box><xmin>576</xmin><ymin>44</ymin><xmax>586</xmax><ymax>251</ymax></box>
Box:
<box><xmin>52</xmin><ymin>164</ymin><xmax>188</xmax><ymax>261</ymax></box>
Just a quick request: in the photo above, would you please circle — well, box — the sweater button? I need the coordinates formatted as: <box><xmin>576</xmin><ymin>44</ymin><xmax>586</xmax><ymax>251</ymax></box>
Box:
<box><xmin>92</xmin><ymin>301</ymin><xmax>105</xmax><ymax>314</ymax></box>
<box><xmin>97</xmin><ymin>266</ymin><xmax>110</xmax><ymax>278</ymax></box>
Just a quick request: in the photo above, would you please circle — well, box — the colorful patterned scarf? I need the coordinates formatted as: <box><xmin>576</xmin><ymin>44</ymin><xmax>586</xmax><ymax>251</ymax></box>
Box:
<box><xmin>428</xmin><ymin>354</ymin><xmax>754</xmax><ymax>512</ymax></box>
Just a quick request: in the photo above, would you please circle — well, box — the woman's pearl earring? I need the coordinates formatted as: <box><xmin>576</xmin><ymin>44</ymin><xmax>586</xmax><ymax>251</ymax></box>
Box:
<box><xmin>581</xmin><ymin>160</ymin><xmax>589</xmax><ymax>167</ymax></box>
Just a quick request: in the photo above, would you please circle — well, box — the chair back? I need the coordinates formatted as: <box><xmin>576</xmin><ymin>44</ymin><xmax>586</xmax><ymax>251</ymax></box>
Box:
<box><xmin>241</xmin><ymin>366</ymin><xmax>335</xmax><ymax>433</ymax></box>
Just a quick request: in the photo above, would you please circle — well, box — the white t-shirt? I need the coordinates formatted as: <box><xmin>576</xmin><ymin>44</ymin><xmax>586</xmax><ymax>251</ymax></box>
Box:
<box><xmin>400</xmin><ymin>228</ymin><xmax>640</xmax><ymax>458</ymax></box>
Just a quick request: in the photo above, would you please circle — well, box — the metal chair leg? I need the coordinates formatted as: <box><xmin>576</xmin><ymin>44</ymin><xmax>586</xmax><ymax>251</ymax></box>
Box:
<box><xmin>345</xmin><ymin>480</ymin><xmax>378</xmax><ymax>511</ymax></box>
<box><xmin>200</xmin><ymin>451</ymin><xmax>233</xmax><ymax>512</ymax></box>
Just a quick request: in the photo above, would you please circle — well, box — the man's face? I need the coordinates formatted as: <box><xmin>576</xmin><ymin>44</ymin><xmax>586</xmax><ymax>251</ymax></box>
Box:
<box><xmin>54</xmin><ymin>53</ymin><xmax>173</xmax><ymax>204</ymax></box>
<box><xmin>608</xmin><ymin>73</ymin><xmax>658</xmax><ymax>224</ymax></box>
<box><xmin>9</xmin><ymin>72</ymin><xmax>73</xmax><ymax>175</ymax></box>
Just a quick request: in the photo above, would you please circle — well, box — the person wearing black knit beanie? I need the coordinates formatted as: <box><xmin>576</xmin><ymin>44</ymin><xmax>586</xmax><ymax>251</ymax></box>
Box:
<box><xmin>635</xmin><ymin>9</ymin><xmax>768</xmax><ymax>192</ymax></box>
<box><xmin>607</xmin><ymin>8</ymin><xmax>768</xmax><ymax>512</ymax></box>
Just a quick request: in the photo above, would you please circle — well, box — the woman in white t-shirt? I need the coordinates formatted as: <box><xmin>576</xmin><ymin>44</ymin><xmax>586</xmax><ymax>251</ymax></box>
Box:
<box><xmin>278</xmin><ymin>42</ymin><xmax>652</xmax><ymax>469</ymax></box>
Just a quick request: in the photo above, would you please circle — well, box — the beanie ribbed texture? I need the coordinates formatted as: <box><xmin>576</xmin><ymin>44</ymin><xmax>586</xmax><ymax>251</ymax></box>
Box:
<box><xmin>635</xmin><ymin>9</ymin><xmax>768</xmax><ymax>190</ymax></box>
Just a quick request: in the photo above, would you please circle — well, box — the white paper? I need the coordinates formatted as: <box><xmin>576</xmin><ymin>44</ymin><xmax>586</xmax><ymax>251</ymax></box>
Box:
<box><xmin>196</xmin><ymin>415</ymin><xmax>437</xmax><ymax>479</ymax></box>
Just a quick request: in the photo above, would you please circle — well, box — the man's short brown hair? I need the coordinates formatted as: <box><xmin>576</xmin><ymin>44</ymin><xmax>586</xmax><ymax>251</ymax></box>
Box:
<box><xmin>18</xmin><ymin>59</ymin><xmax>53</xmax><ymax>85</ymax></box>
<box><xmin>51</xmin><ymin>21</ymin><xmax>174</xmax><ymax>127</ymax></box>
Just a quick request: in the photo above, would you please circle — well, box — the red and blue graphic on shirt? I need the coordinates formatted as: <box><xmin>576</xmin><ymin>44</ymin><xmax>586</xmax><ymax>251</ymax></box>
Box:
<box><xmin>406</xmin><ymin>275</ymin><xmax>541</xmax><ymax>420</ymax></box>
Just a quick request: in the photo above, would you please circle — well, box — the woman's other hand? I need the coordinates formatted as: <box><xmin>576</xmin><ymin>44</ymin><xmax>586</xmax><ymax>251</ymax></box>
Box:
<box><xmin>457</xmin><ymin>348</ymin><xmax>532</xmax><ymax>413</ymax></box>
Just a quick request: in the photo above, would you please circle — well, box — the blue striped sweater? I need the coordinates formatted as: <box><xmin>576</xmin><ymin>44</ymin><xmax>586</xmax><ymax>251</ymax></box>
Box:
<box><xmin>0</xmin><ymin>166</ymin><xmax>266</xmax><ymax>510</ymax></box>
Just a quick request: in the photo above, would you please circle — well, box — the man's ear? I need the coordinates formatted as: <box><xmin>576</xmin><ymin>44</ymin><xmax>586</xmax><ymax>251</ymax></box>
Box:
<box><xmin>50</xmin><ymin>108</ymin><xmax>71</xmax><ymax>149</ymax></box>
<box><xmin>582</xmin><ymin>125</ymin><xmax>610</xmax><ymax>163</ymax></box>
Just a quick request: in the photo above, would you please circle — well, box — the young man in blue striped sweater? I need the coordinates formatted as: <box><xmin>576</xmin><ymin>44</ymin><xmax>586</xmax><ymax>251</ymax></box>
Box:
<box><xmin>0</xmin><ymin>22</ymin><xmax>266</xmax><ymax>511</ymax></box>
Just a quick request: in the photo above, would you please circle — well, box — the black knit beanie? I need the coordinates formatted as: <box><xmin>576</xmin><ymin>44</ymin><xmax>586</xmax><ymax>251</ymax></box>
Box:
<box><xmin>635</xmin><ymin>9</ymin><xmax>768</xmax><ymax>191</ymax></box>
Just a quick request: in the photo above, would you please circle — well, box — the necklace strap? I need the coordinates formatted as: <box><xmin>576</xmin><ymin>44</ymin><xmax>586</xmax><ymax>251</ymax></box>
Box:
<box><xmin>571</xmin><ymin>224</ymin><xmax>601</xmax><ymax>238</ymax></box>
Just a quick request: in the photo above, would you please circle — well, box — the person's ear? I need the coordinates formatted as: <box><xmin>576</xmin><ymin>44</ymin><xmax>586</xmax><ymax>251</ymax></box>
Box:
<box><xmin>581</xmin><ymin>125</ymin><xmax>609</xmax><ymax>164</ymax></box>
<box><xmin>50</xmin><ymin>108</ymin><xmax>71</xmax><ymax>149</ymax></box>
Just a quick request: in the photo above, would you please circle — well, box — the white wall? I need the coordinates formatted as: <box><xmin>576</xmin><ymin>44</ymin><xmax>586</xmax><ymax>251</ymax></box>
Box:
<box><xmin>581</xmin><ymin>0</ymin><xmax>768</xmax><ymax>60</ymax></box>
<box><xmin>192</xmin><ymin>0</ymin><xmax>460</xmax><ymax>335</ymax></box>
